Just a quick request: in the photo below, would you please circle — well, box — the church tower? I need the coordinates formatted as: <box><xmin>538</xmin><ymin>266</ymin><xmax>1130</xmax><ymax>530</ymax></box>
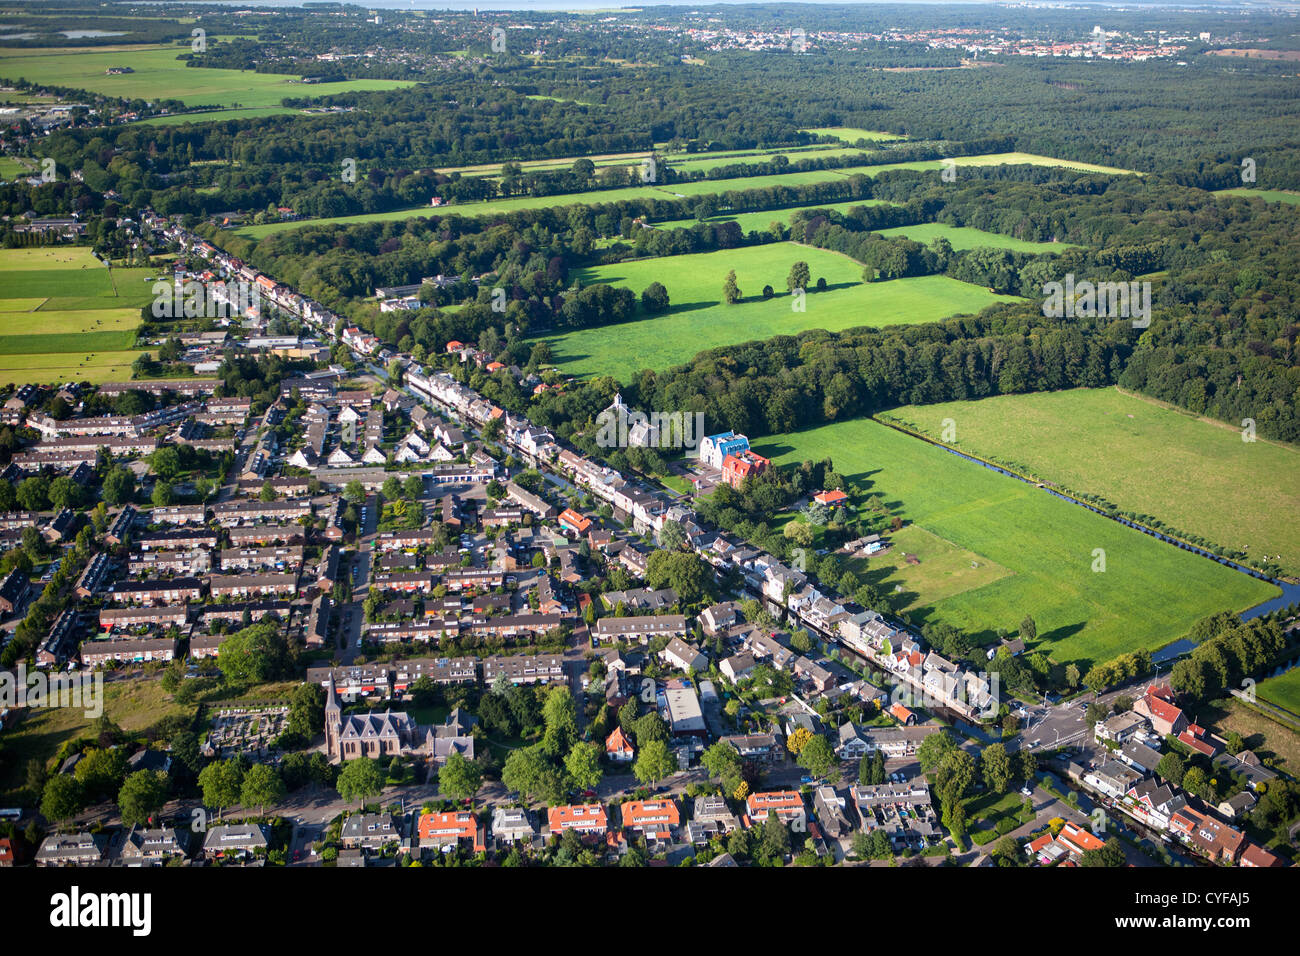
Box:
<box><xmin>324</xmin><ymin>673</ymin><xmax>342</xmax><ymax>760</ymax></box>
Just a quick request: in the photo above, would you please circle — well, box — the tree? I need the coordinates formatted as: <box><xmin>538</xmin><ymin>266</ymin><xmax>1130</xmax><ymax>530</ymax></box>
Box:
<box><xmin>403</xmin><ymin>474</ymin><xmax>424</xmax><ymax>500</ymax></box>
<box><xmin>41</xmin><ymin>775</ymin><xmax>84</xmax><ymax>825</ymax></box>
<box><xmin>703</xmin><ymin>741</ymin><xmax>743</xmax><ymax>786</ymax></box>
<box><xmin>633</xmin><ymin>739</ymin><xmax>675</xmax><ymax>787</ymax></box>
<box><xmin>982</xmin><ymin>743</ymin><xmax>1013</xmax><ymax>794</ymax></box>
<box><xmin>74</xmin><ymin>747</ymin><xmax>127</xmax><ymax>798</ymax></box>
<box><xmin>916</xmin><ymin>730</ymin><xmax>958</xmax><ymax>774</ymax></box>
<box><xmin>1080</xmin><ymin>837</ymin><xmax>1127</xmax><ymax>867</ymax></box>
<box><xmin>118</xmin><ymin>770</ymin><xmax>170</xmax><ymax>827</ymax></box>
<box><xmin>564</xmin><ymin>742</ymin><xmax>604</xmax><ymax>792</ymax></box>
<box><xmin>381</xmin><ymin>476</ymin><xmax>403</xmax><ymax>502</ymax></box>
<box><xmin>343</xmin><ymin>480</ymin><xmax>366</xmax><ymax>505</ymax></box>
<box><xmin>762</xmin><ymin>810</ymin><xmax>791</xmax><ymax>859</ymax></box>
<box><xmin>439</xmin><ymin>749</ymin><xmax>483</xmax><ymax>805</ymax></box>
<box><xmin>1156</xmin><ymin>751</ymin><xmax>1186</xmax><ymax>788</ymax></box>
<box><xmin>198</xmin><ymin>759</ymin><xmax>245</xmax><ymax>820</ymax></box>
<box><xmin>259</xmin><ymin>480</ymin><xmax>276</xmax><ymax>502</ymax></box>
<box><xmin>786</xmin><ymin>260</ymin><xmax>810</xmax><ymax>293</ymax></box>
<box><xmin>640</xmin><ymin>281</ymin><xmax>670</xmax><ymax>314</ymax></box>
<box><xmin>48</xmin><ymin>476</ymin><xmax>82</xmax><ymax>511</ymax></box>
<box><xmin>151</xmin><ymin>480</ymin><xmax>175</xmax><ymax>507</ymax></box>
<box><xmin>219</xmin><ymin>620</ymin><xmax>289</xmax><ymax>684</ymax></box>
<box><xmin>541</xmin><ymin>686</ymin><xmax>578</xmax><ymax>756</ymax></box>
<box><xmin>240</xmin><ymin>763</ymin><xmax>286</xmax><ymax>817</ymax></box>
<box><xmin>336</xmin><ymin>757</ymin><xmax>384</xmax><ymax>805</ymax></box>
<box><xmin>502</xmin><ymin>745</ymin><xmax>564</xmax><ymax>805</ymax></box>
<box><xmin>102</xmin><ymin>466</ymin><xmax>135</xmax><ymax>506</ymax></box>
<box><xmin>16</xmin><ymin>475</ymin><xmax>50</xmax><ymax>511</ymax></box>
<box><xmin>1018</xmin><ymin>615</ymin><xmax>1037</xmax><ymax>644</ymax></box>
<box><xmin>797</xmin><ymin>735</ymin><xmax>838</xmax><ymax>782</ymax></box>
<box><xmin>722</xmin><ymin>269</ymin><xmax>741</xmax><ymax>305</ymax></box>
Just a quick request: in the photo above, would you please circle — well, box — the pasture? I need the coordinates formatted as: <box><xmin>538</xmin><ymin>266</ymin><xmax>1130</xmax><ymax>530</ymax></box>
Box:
<box><xmin>238</xmin><ymin>151</ymin><xmax>1139</xmax><ymax>240</ymax></box>
<box><xmin>0</xmin><ymin>247</ymin><xmax>149</xmax><ymax>384</ymax></box>
<box><xmin>1257</xmin><ymin>668</ymin><xmax>1300</xmax><ymax>718</ymax></box>
<box><xmin>885</xmin><ymin>387</ymin><xmax>1300</xmax><ymax>578</ymax></box>
<box><xmin>537</xmin><ymin>243</ymin><xmax>1019</xmax><ymax>381</ymax></box>
<box><xmin>1215</xmin><ymin>187</ymin><xmax>1300</xmax><ymax>206</ymax></box>
<box><xmin>0</xmin><ymin>44</ymin><xmax>415</xmax><ymax>109</ymax></box>
<box><xmin>652</xmin><ymin>198</ymin><xmax>893</xmax><ymax>234</ymax></box>
<box><xmin>872</xmin><ymin>222</ymin><xmax>1079</xmax><ymax>253</ymax></box>
<box><xmin>753</xmin><ymin>416</ymin><xmax>1278</xmax><ymax>665</ymax></box>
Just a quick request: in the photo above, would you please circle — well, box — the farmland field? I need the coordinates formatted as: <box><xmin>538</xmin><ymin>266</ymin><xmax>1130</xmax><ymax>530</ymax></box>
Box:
<box><xmin>537</xmin><ymin>243</ymin><xmax>1020</xmax><ymax>380</ymax></box>
<box><xmin>651</xmin><ymin>198</ymin><xmax>893</xmax><ymax>233</ymax></box>
<box><xmin>884</xmin><ymin>387</ymin><xmax>1300</xmax><ymax>578</ymax></box>
<box><xmin>238</xmin><ymin>151</ymin><xmax>1138</xmax><ymax>240</ymax></box>
<box><xmin>805</xmin><ymin>126</ymin><xmax>907</xmax><ymax>143</ymax></box>
<box><xmin>753</xmin><ymin>417</ymin><xmax>1278</xmax><ymax>665</ymax></box>
<box><xmin>872</xmin><ymin>222</ymin><xmax>1080</xmax><ymax>253</ymax></box>
<box><xmin>0</xmin><ymin>44</ymin><xmax>416</xmax><ymax>109</ymax></box>
<box><xmin>1256</xmin><ymin>668</ymin><xmax>1300</xmax><ymax>717</ymax></box>
<box><xmin>1215</xmin><ymin>187</ymin><xmax>1300</xmax><ymax>206</ymax></box>
<box><xmin>0</xmin><ymin>247</ymin><xmax>149</xmax><ymax>383</ymax></box>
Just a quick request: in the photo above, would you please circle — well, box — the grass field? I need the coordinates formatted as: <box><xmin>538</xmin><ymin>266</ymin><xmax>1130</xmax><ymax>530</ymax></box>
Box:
<box><xmin>0</xmin><ymin>44</ymin><xmax>415</xmax><ymax>109</ymax></box>
<box><xmin>885</xmin><ymin>387</ymin><xmax>1300</xmax><ymax>578</ymax></box>
<box><xmin>652</xmin><ymin>198</ymin><xmax>893</xmax><ymax>233</ymax></box>
<box><xmin>0</xmin><ymin>247</ymin><xmax>149</xmax><ymax>383</ymax></box>
<box><xmin>238</xmin><ymin>151</ymin><xmax>1138</xmax><ymax>240</ymax></box>
<box><xmin>805</xmin><ymin>126</ymin><xmax>907</xmax><ymax>143</ymax></box>
<box><xmin>753</xmin><ymin>417</ymin><xmax>1278</xmax><ymax>665</ymax></box>
<box><xmin>537</xmin><ymin>243</ymin><xmax>1020</xmax><ymax>380</ymax></box>
<box><xmin>873</xmin><ymin>222</ymin><xmax>1080</xmax><ymax>253</ymax></box>
<box><xmin>0</xmin><ymin>676</ymin><xmax>194</xmax><ymax>803</ymax></box>
<box><xmin>1256</xmin><ymin>668</ymin><xmax>1300</xmax><ymax>716</ymax></box>
<box><xmin>1215</xmin><ymin>187</ymin><xmax>1300</xmax><ymax>206</ymax></box>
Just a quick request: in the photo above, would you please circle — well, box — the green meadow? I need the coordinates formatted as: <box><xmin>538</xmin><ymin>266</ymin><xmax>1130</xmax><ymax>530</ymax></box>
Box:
<box><xmin>754</xmin><ymin>417</ymin><xmax>1278</xmax><ymax>665</ymax></box>
<box><xmin>652</xmin><ymin>198</ymin><xmax>893</xmax><ymax>234</ymax></box>
<box><xmin>872</xmin><ymin>222</ymin><xmax>1079</xmax><ymax>253</ymax></box>
<box><xmin>238</xmin><ymin>151</ymin><xmax>1138</xmax><ymax>240</ymax></box>
<box><xmin>538</xmin><ymin>242</ymin><xmax>1019</xmax><ymax>381</ymax></box>
<box><xmin>0</xmin><ymin>247</ymin><xmax>151</xmax><ymax>384</ymax></box>
<box><xmin>1215</xmin><ymin>187</ymin><xmax>1300</xmax><ymax>206</ymax></box>
<box><xmin>0</xmin><ymin>44</ymin><xmax>415</xmax><ymax>109</ymax></box>
<box><xmin>885</xmin><ymin>387</ymin><xmax>1300</xmax><ymax>578</ymax></box>
<box><xmin>1256</xmin><ymin>668</ymin><xmax>1300</xmax><ymax>717</ymax></box>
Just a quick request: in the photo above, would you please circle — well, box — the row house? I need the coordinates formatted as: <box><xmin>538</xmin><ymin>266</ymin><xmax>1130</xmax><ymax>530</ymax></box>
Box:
<box><xmin>135</xmin><ymin>527</ymin><xmax>219</xmax><ymax>551</ymax></box>
<box><xmin>128</xmin><ymin>549</ymin><xmax>212</xmax><ymax>576</ymax></box>
<box><xmin>199</xmin><ymin>601</ymin><xmax>292</xmax><ymax>626</ymax></box>
<box><xmin>218</xmin><ymin>546</ymin><xmax>305</xmax><ymax>573</ymax></box>
<box><xmin>74</xmin><ymin>553</ymin><xmax>113</xmax><ymax>597</ymax></box>
<box><xmin>146</xmin><ymin>503</ymin><xmax>208</xmax><ymax>525</ymax></box>
<box><xmin>236</xmin><ymin>476</ymin><xmax>311</xmax><ymax>498</ymax></box>
<box><xmin>444</xmin><ymin>568</ymin><xmax>505</xmax><ymax>591</ymax></box>
<box><xmin>228</xmin><ymin>522</ymin><xmax>304</xmax><ymax>546</ymax></box>
<box><xmin>375</xmin><ymin>528</ymin><xmax>443</xmax><ymax>551</ymax></box>
<box><xmin>99</xmin><ymin>605</ymin><xmax>189</xmax><ymax>630</ymax></box>
<box><xmin>208</xmin><ymin>572</ymin><xmax>299</xmax><ymax>599</ymax></box>
<box><xmin>37</xmin><ymin>609</ymin><xmax>81</xmax><ymax>666</ymax></box>
<box><xmin>366</xmin><ymin>619</ymin><xmax>460</xmax><ymax>644</ymax></box>
<box><xmin>81</xmin><ymin>636</ymin><xmax>179</xmax><ymax>666</ymax></box>
<box><xmin>188</xmin><ymin>634</ymin><xmax>227</xmax><ymax>659</ymax></box>
<box><xmin>593</xmin><ymin>614</ymin><xmax>688</xmax><ymax>645</ymax></box>
<box><xmin>213</xmin><ymin>498</ymin><xmax>313</xmax><ymax>526</ymax></box>
<box><xmin>481</xmin><ymin>654</ymin><xmax>566</xmax><ymax>686</ymax></box>
<box><xmin>109</xmin><ymin>577</ymin><xmax>205</xmax><ymax>606</ymax></box>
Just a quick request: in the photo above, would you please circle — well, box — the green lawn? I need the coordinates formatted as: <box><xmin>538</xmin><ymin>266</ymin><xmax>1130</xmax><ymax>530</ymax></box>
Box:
<box><xmin>238</xmin><ymin>151</ymin><xmax>1138</xmax><ymax>241</ymax></box>
<box><xmin>652</xmin><ymin>198</ymin><xmax>893</xmax><ymax>234</ymax></box>
<box><xmin>754</xmin><ymin>417</ymin><xmax>1278</xmax><ymax>666</ymax></box>
<box><xmin>0</xmin><ymin>248</ymin><xmax>149</xmax><ymax>383</ymax></box>
<box><xmin>537</xmin><ymin>242</ymin><xmax>1020</xmax><ymax>381</ymax></box>
<box><xmin>884</xmin><ymin>387</ymin><xmax>1300</xmax><ymax>578</ymax></box>
<box><xmin>0</xmin><ymin>44</ymin><xmax>416</xmax><ymax>108</ymax></box>
<box><xmin>1215</xmin><ymin>188</ymin><xmax>1300</xmax><ymax>206</ymax></box>
<box><xmin>1256</xmin><ymin>668</ymin><xmax>1300</xmax><ymax>717</ymax></box>
<box><xmin>805</xmin><ymin>127</ymin><xmax>907</xmax><ymax>143</ymax></box>
<box><xmin>873</xmin><ymin>222</ymin><xmax>1080</xmax><ymax>253</ymax></box>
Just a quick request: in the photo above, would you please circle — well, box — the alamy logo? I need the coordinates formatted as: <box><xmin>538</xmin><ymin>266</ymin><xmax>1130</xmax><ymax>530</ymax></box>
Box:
<box><xmin>50</xmin><ymin>886</ymin><xmax>151</xmax><ymax>936</ymax></box>
<box><xmin>0</xmin><ymin>664</ymin><xmax>102</xmax><ymax>718</ymax></box>
<box><xmin>1042</xmin><ymin>274</ymin><xmax>1150</xmax><ymax>328</ymax></box>
<box><xmin>152</xmin><ymin>279</ymin><xmax>261</xmax><ymax>320</ymax></box>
